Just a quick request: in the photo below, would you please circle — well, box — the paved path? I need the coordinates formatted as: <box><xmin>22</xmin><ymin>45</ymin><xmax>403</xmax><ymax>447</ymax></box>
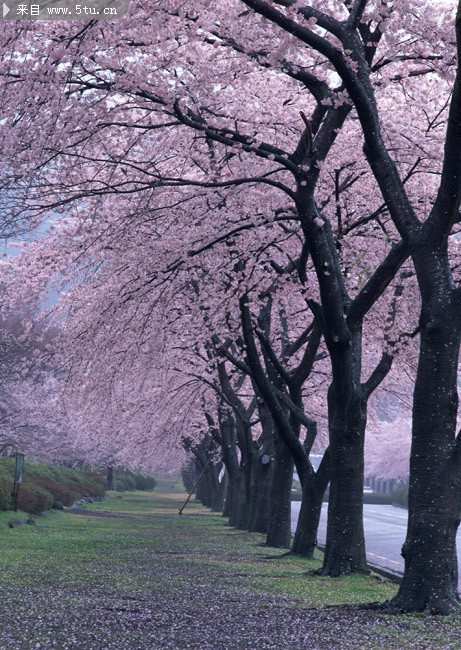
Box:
<box><xmin>291</xmin><ymin>502</ymin><xmax>461</xmax><ymax>589</ymax></box>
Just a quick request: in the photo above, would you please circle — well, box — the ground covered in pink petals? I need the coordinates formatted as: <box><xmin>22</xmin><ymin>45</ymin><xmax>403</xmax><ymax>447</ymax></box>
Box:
<box><xmin>0</xmin><ymin>488</ymin><xmax>459</xmax><ymax>649</ymax></box>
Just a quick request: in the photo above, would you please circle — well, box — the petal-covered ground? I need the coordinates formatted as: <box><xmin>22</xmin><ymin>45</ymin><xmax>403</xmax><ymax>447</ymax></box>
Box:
<box><xmin>0</xmin><ymin>481</ymin><xmax>459</xmax><ymax>649</ymax></box>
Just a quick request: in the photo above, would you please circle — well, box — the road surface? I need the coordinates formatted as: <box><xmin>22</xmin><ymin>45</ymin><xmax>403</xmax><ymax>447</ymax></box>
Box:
<box><xmin>291</xmin><ymin>502</ymin><xmax>461</xmax><ymax>589</ymax></box>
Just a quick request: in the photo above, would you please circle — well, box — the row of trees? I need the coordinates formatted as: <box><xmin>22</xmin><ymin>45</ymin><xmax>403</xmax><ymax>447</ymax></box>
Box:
<box><xmin>0</xmin><ymin>0</ymin><xmax>460</xmax><ymax>613</ymax></box>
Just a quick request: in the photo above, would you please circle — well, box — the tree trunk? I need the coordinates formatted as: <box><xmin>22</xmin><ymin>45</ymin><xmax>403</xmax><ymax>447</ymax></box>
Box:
<box><xmin>195</xmin><ymin>465</ymin><xmax>212</xmax><ymax>507</ymax></box>
<box><xmin>217</xmin><ymin>413</ymin><xmax>246</xmax><ymax>526</ymax></box>
<box><xmin>226</xmin><ymin>471</ymin><xmax>245</xmax><ymax>527</ymax></box>
<box><xmin>220</xmin><ymin>471</ymin><xmax>229</xmax><ymax>515</ymax></box>
<box><xmin>181</xmin><ymin>461</ymin><xmax>197</xmax><ymax>493</ymax></box>
<box><xmin>292</xmin><ymin>449</ymin><xmax>330</xmax><ymax>557</ymax></box>
<box><xmin>107</xmin><ymin>466</ymin><xmax>116</xmax><ymax>491</ymax></box>
<box><xmin>236</xmin><ymin>431</ymin><xmax>254</xmax><ymax>530</ymax></box>
<box><xmin>223</xmin><ymin>473</ymin><xmax>232</xmax><ymax>517</ymax></box>
<box><xmin>248</xmin><ymin>403</ymin><xmax>275</xmax><ymax>534</ymax></box>
<box><xmin>248</xmin><ymin>450</ymin><xmax>272</xmax><ymax>533</ymax></box>
<box><xmin>319</xmin><ymin>388</ymin><xmax>367</xmax><ymax>575</ymax></box>
<box><xmin>195</xmin><ymin>460</ymin><xmax>224</xmax><ymax>511</ymax></box>
<box><xmin>265</xmin><ymin>434</ymin><xmax>293</xmax><ymax>548</ymax></box>
<box><xmin>211</xmin><ymin>464</ymin><xmax>226</xmax><ymax>512</ymax></box>
<box><xmin>390</xmin><ymin>303</ymin><xmax>461</xmax><ymax>613</ymax></box>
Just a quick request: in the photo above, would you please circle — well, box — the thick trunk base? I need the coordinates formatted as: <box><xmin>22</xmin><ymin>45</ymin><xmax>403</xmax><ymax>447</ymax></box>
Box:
<box><xmin>226</xmin><ymin>478</ymin><xmax>245</xmax><ymax>528</ymax></box>
<box><xmin>389</xmin><ymin>589</ymin><xmax>460</xmax><ymax>615</ymax></box>
<box><xmin>321</xmin><ymin>392</ymin><xmax>366</xmax><ymax>576</ymax></box>
<box><xmin>291</xmin><ymin>487</ymin><xmax>324</xmax><ymax>558</ymax></box>
<box><xmin>393</xmin><ymin>284</ymin><xmax>461</xmax><ymax>613</ymax></box>
<box><xmin>292</xmin><ymin>450</ymin><xmax>330</xmax><ymax>558</ymax></box>
<box><xmin>265</xmin><ymin>437</ymin><xmax>293</xmax><ymax>549</ymax></box>
<box><xmin>389</xmin><ymin>508</ymin><xmax>461</xmax><ymax>614</ymax></box>
<box><xmin>248</xmin><ymin>458</ymin><xmax>271</xmax><ymax>534</ymax></box>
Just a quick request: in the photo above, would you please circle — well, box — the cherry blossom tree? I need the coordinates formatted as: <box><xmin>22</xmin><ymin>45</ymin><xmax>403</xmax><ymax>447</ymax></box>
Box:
<box><xmin>235</xmin><ymin>0</ymin><xmax>461</xmax><ymax>612</ymax></box>
<box><xmin>365</xmin><ymin>417</ymin><xmax>412</xmax><ymax>481</ymax></box>
<box><xmin>0</xmin><ymin>0</ymin><xmax>458</xmax><ymax>613</ymax></box>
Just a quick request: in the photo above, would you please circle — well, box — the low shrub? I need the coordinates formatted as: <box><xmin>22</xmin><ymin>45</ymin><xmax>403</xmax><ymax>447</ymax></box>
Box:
<box><xmin>0</xmin><ymin>458</ymin><xmax>105</xmax><ymax>513</ymax></box>
<box><xmin>0</xmin><ymin>473</ymin><xmax>12</xmax><ymax>510</ymax></box>
<box><xmin>0</xmin><ymin>458</ymin><xmax>156</xmax><ymax>512</ymax></box>
<box><xmin>133</xmin><ymin>473</ymin><xmax>157</xmax><ymax>491</ymax></box>
<box><xmin>33</xmin><ymin>477</ymin><xmax>76</xmax><ymax>507</ymax></box>
<box><xmin>113</xmin><ymin>471</ymin><xmax>156</xmax><ymax>492</ymax></box>
<box><xmin>363</xmin><ymin>493</ymin><xmax>393</xmax><ymax>505</ymax></box>
<box><xmin>17</xmin><ymin>484</ymin><xmax>53</xmax><ymax>514</ymax></box>
<box><xmin>27</xmin><ymin>463</ymin><xmax>105</xmax><ymax>498</ymax></box>
<box><xmin>291</xmin><ymin>490</ymin><xmax>394</xmax><ymax>505</ymax></box>
<box><xmin>114</xmin><ymin>473</ymin><xmax>131</xmax><ymax>491</ymax></box>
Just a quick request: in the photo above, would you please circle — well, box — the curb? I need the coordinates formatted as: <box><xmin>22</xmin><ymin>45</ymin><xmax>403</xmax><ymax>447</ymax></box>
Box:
<box><xmin>315</xmin><ymin>543</ymin><xmax>403</xmax><ymax>584</ymax></box>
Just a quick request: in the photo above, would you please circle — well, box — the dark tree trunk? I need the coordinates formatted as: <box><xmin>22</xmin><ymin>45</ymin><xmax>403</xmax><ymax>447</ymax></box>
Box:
<box><xmin>239</xmin><ymin>296</ymin><xmax>327</xmax><ymax>550</ymax></box>
<box><xmin>390</xmin><ymin>299</ymin><xmax>461</xmax><ymax>613</ymax></box>
<box><xmin>292</xmin><ymin>449</ymin><xmax>330</xmax><ymax>558</ymax></box>
<box><xmin>248</xmin><ymin>404</ymin><xmax>275</xmax><ymax>533</ymax></box>
<box><xmin>248</xmin><ymin>449</ymin><xmax>272</xmax><ymax>533</ymax></box>
<box><xmin>222</xmin><ymin>453</ymin><xmax>245</xmax><ymax>528</ymax></box>
<box><xmin>214</xmin><ymin>411</ymin><xmax>246</xmax><ymax>526</ymax></box>
<box><xmin>290</xmin><ymin>195</ymin><xmax>394</xmax><ymax>575</ymax></box>
<box><xmin>185</xmin><ymin>434</ymin><xmax>219</xmax><ymax>510</ymax></box>
<box><xmin>223</xmin><ymin>475</ymin><xmax>232</xmax><ymax>517</ymax></box>
<box><xmin>107</xmin><ymin>466</ymin><xmax>116</xmax><ymax>491</ymax></box>
<box><xmin>214</xmin><ymin>361</ymin><xmax>257</xmax><ymax>530</ymax></box>
<box><xmin>195</xmin><ymin>473</ymin><xmax>208</xmax><ymax>504</ymax></box>
<box><xmin>239</xmin><ymin>292</ymin><xmax>388</xmax><ymax>561</ymax></box>
<box><xmin>195</xmin><ymin>464</ymin><xmax>213</xmax><ymax>507</ymax></box>
<box><xmin>195</xmin><ymin>460</ymin><xmax>224</xmax><ymax>511</ymax></box>
<box><xmin>181</xmin><ymin>461</ymin><xmax>197</xmax><ymax>493</ymax></box>
<box><xmin>235</xmin><ymin>421</ymin><xmax>255</xmax><ymax>530</ymax></box>
<box><xmin>266</xmin><ymin>434</ymin><xmax>293</xmax><ymax>548</ymax></box>
<box><xmin>223</xmin><ymin>499</ymin><xmax>232</xmax><ymax>517</ymax></box>
<box><xmin>319</xmin><ymin>386</ymin><xmax>367</xmax><ymax>575</ymax></box>
<box><xmin>212</xmin><ymin>479</ymin><xmax>225</xmax><ymax>512</ymax></box>
<box><xmin>210</xmin><ymin>464</ymin><xmax>226</xmax><ymax>512</ymax></box>
<box><xmin>227</xmin><ymin>473</ymin><xmax>246</xmax><ymax>527</ymax></box>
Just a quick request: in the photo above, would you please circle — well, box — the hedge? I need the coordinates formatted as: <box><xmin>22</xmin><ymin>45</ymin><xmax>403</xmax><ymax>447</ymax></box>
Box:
<box><xmin>0</xmin><ymin>458</ymin><xmax>105</xmax><ymax>514</ymax></box>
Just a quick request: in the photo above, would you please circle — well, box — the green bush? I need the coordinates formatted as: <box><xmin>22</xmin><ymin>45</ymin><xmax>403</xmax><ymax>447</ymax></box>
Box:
<box><xmin>0</xmin><ymin>458</ymin><xmax>156</xmax><ymax>512</ymax></box>
<box><xmin>18</xmin><ymin>483</ymin><xmax>53</xmax><ymax>514</ymax></box>
<box><xmin>363</xmin><ymin>493</ymin><xmax>393</xmax><ymax>505</ymax></box>
<box><xmin>114</xmin><ymin>473</ymin><xmax>131</xmax><ymax>491</ymax></box>
<box><xmin>291</xmin><ymin>490</ymin><xmax>394</xmax><ymax>505</ymax></box>
<box><xmin>113</xmin><ymin>471</ymin><xmax>156</xmax><ymax>492</ymax></box>
<box><xmin>33</xmin><ymin>477</ymin><xmax>76</xmax><ymax>506</ymax></box>
<box><xmin>0</xmin><ymin>473</ymin><xmax>12</xmax><ymax>510</ymax></box>
<box><xmin>125</xmin><ymin>472</ymin><xmax>136</xmax><ymax>488</ymax></box>
<box><xmin>0</xmin><ymin>458</ymin><xmax>105</xmax><ymax>513</ymax></box>
<box><xmin>133</xmin><ymin>473</ymin><xmax>157</xmax><ymax>491</ymax></box>
<box><xmin>391</xmin><ymin>485</ymin><xmax>408</xmax><ymax>508</ymax></box>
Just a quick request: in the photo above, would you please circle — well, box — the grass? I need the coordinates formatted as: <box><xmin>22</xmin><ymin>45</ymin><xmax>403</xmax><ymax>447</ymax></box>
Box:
<box><xmin>0</xmin><ymin>457</ymin><xmax>105</xmax><ymax>513</ymax></box>
<box><xmin>0</xmin><ymin>478</ymin><xmax>459</xmax><ymax>648</ymax></box>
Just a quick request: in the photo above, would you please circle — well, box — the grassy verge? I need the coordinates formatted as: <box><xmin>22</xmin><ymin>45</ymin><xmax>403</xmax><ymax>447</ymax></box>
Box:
<box><xmin>0</xmin><ymin>478</ymin><xmax>459</xmax><ymax>649</ymax></box>
<box><xmin>0</xmin><ymin>459</ymin><xmax>157</xmax><ymax>514</ymax></box>
<box><xmin>0</xmin><ymin>458</ymin><xmax>105</xmax><ymax>513</ymax></box>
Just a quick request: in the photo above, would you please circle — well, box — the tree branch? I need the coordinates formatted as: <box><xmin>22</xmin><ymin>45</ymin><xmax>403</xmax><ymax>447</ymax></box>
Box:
<box><xmin>291</xmin><ymin>318</ymin><xmax>323</xmax><ymax>386</ymax></box>
<box><xmin>256</xmin><ymin>329</ymin><xmax>292</xmax><ymax>386</ymax></box>
<box><xmin>240</xmin><ymin>294</ymin><xmax>310</xmax><ymax>482</ymax></box>
<box><xmin>423</xmin><ymin>6</ymin><xmax>461</xmax><ymax>245</ymax></box>
<box><xmin>361</xmin><ymin>352</ymin><xmax>393</xmax><ymax>399</ymax></box>
<box><xmin>347</xmin><ymin>240</ymin><xmax>409</xmax><ymax>330</ymax></box>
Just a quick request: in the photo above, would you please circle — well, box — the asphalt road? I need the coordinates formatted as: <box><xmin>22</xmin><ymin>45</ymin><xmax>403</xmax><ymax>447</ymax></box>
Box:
<box><xmin>291</xmin><ymin>502</ymin><xmax>461</xmax><ymax>589</ymax></box>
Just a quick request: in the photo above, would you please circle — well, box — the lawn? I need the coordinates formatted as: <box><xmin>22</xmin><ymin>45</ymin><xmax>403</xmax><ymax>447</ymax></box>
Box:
<box><xmin>0</xmin><ymin>478</ymin><xmax>459</xmax><ymax>649</ymax></box>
